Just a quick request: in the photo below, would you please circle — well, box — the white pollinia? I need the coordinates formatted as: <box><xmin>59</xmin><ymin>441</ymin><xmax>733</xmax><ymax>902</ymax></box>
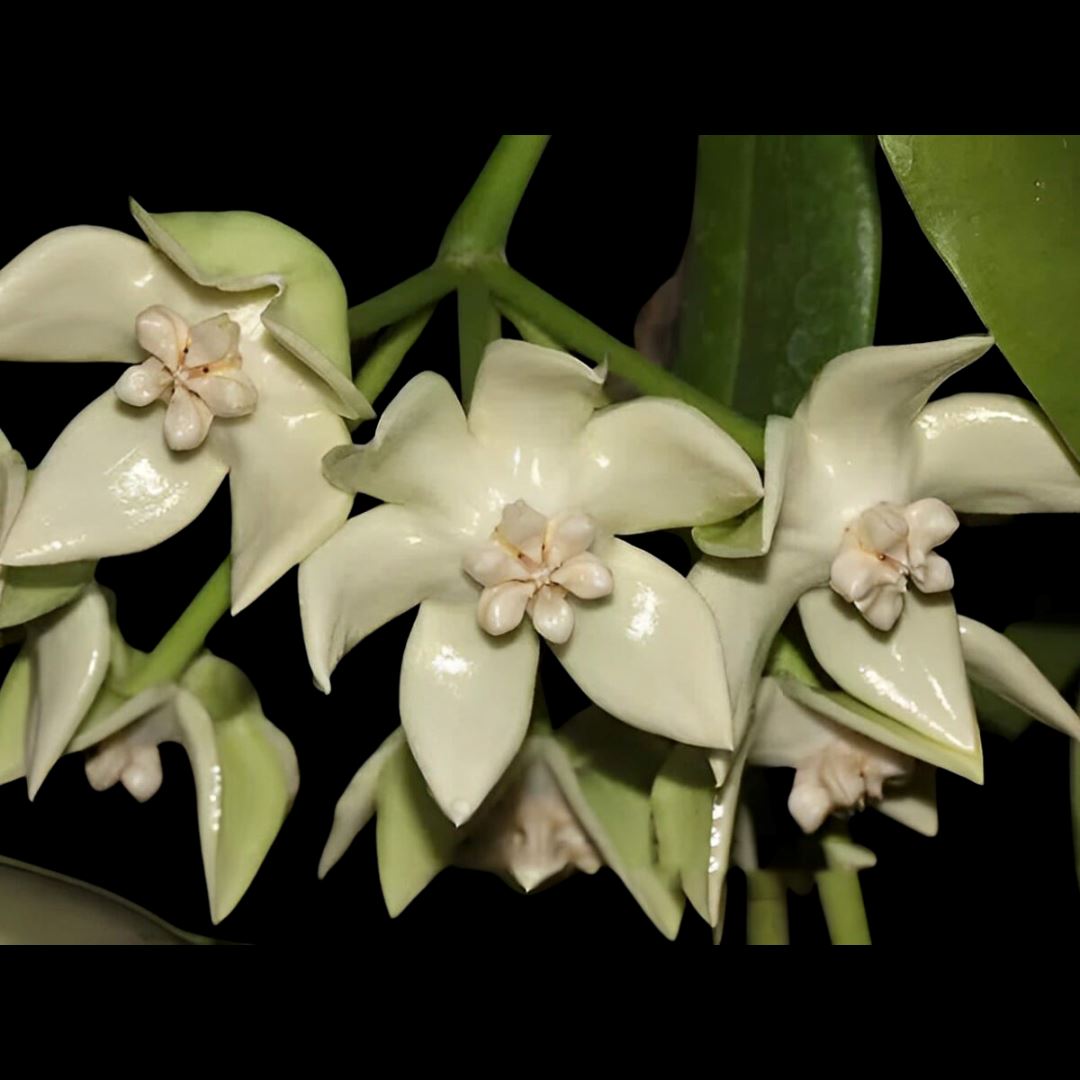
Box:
<box><xmin>300</xmin><ymin>339</ymin><xmax>763</xmax><ymax>825</ymax></box>
<box><xmin>0</xmin><ymin>202</ymin><xmax>373</xmax><ymax>613</ymax></box>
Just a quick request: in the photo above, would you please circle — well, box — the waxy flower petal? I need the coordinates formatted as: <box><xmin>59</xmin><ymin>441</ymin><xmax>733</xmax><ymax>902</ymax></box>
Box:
<box><xmin>0</xmin><ymin>207</ymin><xmax>369</xmax><ymax>613</ymax></box>
<box><xmin>304</xmin><ymin>340</ymin><xmax>758</xmax><ymax>823</ymax></box>
<box><xmin>400</xmin><ymin>599</ymin><xmax>538</xmax><ymax>824</ymax></box>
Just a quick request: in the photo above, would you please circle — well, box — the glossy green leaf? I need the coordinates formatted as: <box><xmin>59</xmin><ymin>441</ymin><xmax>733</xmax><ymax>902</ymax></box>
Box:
<box><xmin>880</xmin><ymin>135</ymin><xmax>1080</xmax><ymax>458</ymax></box>
<box><xmin>675</xmin><ymin>135</ymin><xmax>880</xmax><ymax>419</ymax></box>
<box><xmin>0</xmin><ymin>855</ymin><xmax>217</xmax><ymax>945</ymax></box>
<box><xmin>375</xmin><ymin>738</ymin><xmax>458</xmax><ymax>918</ymax></box>
<box><xmin>970</xmin><ymin>622</ymin><xmax>1080</xmax><ymax>740</ymax></box>
<box><xmin>651</xmin><ymin>743</ymin><xmax>714</xmax><ymax>922</ymax></box>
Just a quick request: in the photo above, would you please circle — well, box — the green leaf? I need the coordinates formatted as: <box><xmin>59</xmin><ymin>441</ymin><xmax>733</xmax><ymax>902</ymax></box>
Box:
<box><xmin>675</xmin><ymin>135</ymin><xmax>880</xmax><ymax>419</ymax></box>
<box><xmin>880</xmin><ymin>135</ymin><xmax>1080</xmax><ymax>459</ymax></box>
<box><xmin>0</xmin><ymin>855</ymin><xmax>217</xmax><ymax>945</ymax></box>
<box><xmin>972</xmin><ymin>622</ymin><xmax>1080</xmax><ymax>740</ymax></box>
<box><xmin>375</xmin><ymin>739</ymin><xmax>458</xmax><ymax>918</ymax></box>
<box><xmin>650</xmin><ymin>744</ymin><xmax>715</xmax><ymax>923</ymax></box>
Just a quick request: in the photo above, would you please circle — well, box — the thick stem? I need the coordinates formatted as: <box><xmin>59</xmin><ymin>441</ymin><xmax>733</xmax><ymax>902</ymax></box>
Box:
<box><xmin>354</xmin><ymin>306</ymin><xmax>436</xmax><ymax>401</ymax></box>
<box><xmin>348</xmin><ymin>264</ymin><xmax>458</xmax><ymax>340</ymax></box>
<box><xmin>457</xmin><ymin>276</ymin><xmax>502</xmax><ymax>404</ymax></box>
<box><xmin>746</xmin><ymin>870</ymin><xmax>789</xmax><ymax>945</ymax></box>
<box><xmin>439</xmin><ymin>136</ymin><xmax>550</xmax><ymax>260</ymax></box>
<box><xmin>118</xmin><ymin>558</ymin><xmax>231</xmax><ymax>696</ymax></box>
<box><xmin>815</xmin><ymin>869</ymin><xmax>872</xmax><ymax>945</ymax></box>
<box><xmin>480</xmin><ymin>261</ymin><xmax>766</xmax><ymax>465</ymax></box>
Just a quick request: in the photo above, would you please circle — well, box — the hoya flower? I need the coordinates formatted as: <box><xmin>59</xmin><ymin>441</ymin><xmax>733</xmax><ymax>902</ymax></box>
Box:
<box><xmin>666</xmin><ymin>617</ymin><xmax>1080</xmax><ymax>931</ymax></box>
<box><xmin>0</xmin><ymin>201</ymin><xmax>372</xmax><ymax>613</ymax></box>
<box><xmin>0</xmin><ymin>589</ymin><xmax>297</xmax><ymax>924</ymax></box>
<box><xmin>319</xmin><ymin>710</ymin><xmax>687</xmax><ymax>939</ymax></box>
<box><xmin>300</xmin><ymin>339</ymin><xmax>762</xmax><ymax>823</ymax></box>
<box><xmin>690</xmin><ymin>336</ymin><xmax>1080</xmax><ymax>773</ymax></box>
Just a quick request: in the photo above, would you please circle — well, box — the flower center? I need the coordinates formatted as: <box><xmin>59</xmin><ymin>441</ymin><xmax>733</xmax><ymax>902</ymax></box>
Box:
<box><xmin>788</xmin><ymin>738</ymin><xmax>913</xmax><ymax>834</ymax></box>
<box><xmin>463</xmin><ymin>499</ymin><xmax>614</xmax><ymax>644</ymax></box>
<box><xmin>114</xmin><ymin>305</ymin><xmax>258</xmax><ymax>451</ymax></box>
<box><xmin>829</xmin><ymin>498</ymin><xmax>958</xmax><ymax>631</ymax></box>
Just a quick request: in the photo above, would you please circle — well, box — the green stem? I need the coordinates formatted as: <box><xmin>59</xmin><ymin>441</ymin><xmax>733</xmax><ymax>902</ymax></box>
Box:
<box><xmin>355</xmin><ymin>306</ymin><xmax>436</xmax><ymax>401</ymax></box>
<box><xmin>457</xmin><ymin>276</ymin><xmax>502</xmax><ymax>404</ymax></box>
<box><xmin>746</xmin><ymin>870</ymin><xmax>789</xmax><ymax>945</ymax></box>
<box><xmin>815</xmin><ymin>869</ymin><xmax>872</xmax><ymax>945</ymax></box>
<box><xmin>479</xmin><ymin>261</ymin><xmax>766</xmax><ymax>465</ymax></box>
<box><xmin>348</xmin><ymin>264</ymin><xmax>458</xmax><ymax>340</ymax></box>
<box><xmin>118</xmin><ymin>559</ymin><xmax>231</xmax><ymax>697</ymax></box>
<box><xmin>496</xmin><ymin>297</ymin><xmax>563</xmax><ymax>350</ymax></box>
<box><xmin>439</xmin><ymin>136</ymin><xmax>550</xmax><ymax>260</ymax></box>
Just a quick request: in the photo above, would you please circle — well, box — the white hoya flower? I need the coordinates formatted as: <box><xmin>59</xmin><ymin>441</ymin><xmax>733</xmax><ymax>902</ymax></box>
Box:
<box><xmin>300</xmin><ymin>339</ymin><xmax>763</xmax><ymax>824</ymax></box>
<box><xmin>690</xmin><ymin>336</ymin><xmax>1080</xmax><ymax>767</ymax></box>
<box><xmin>0</xmin><ymin>202</ymin><xmax>373</xmax><ymax>613</ymax></box>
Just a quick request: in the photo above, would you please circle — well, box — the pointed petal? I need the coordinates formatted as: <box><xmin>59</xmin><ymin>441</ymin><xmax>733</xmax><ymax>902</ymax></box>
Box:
<box><xmin>164</xmin><ymin>384</ymin><xmax>215</xmax><ymax>451</ymax></box>
<box><xmin>177</xmin><ymin>654</ymin><xmax>298</xmax><ymax>924</ymax></box>
<box><xmin>914</xmin><ymin>393</ymin><xmax>1080</xmax><ymax>513</ymax></box>
<box><xmin>299</xmin><ymin>505</ymin><xmax>465</xmax><ymax>693</ymax></box>
<box><xmin>24</xmin><ymin>585</ymin><xmax>111</xmax><ymax>797</ymax></box>
<box><xmin>374</xmin><ymin>732</ymin><xmax>459</xmax><ymax>917</ymax></box>
<box><xmin>115</xmin><ymin>358</ymin><xmax>173</xmax><ymax>407</ymax></box>
<box><xmin>0</xmin><ymin>226</ymin><xmax>223</xmax><ymax>364</ymax></box>
<box><xmin>799</xmin><ymin>336</ymin><xmax>993</xmax><ymax>453</ymax></box>
<box><xmin>400</xmin><ymin>598</ymin><xmax>538</xmax><ymax>824</ymax></box>
<box><xmin>776</xmin><ymin>675</ymin><xmax>982</xmax><ymax>783</ymax></box>
<box><xmin>323</xmin><ymin>372</ymin><xmax>498</xmax><ymax>528</ymax></box>
<box><xmin>319</xmin><ymin>729</ymin><xmax>406</xmax><ymax>878</ymax></box>
<box><xmin>131</xmin><ymin>201</ymin><xmax>372</xmax><ymax>420</ymax></box>
<box><xmin>573</xmin><ymin>397</ymin><xmax>762</xmax><ymax>534</ymax></box>
<box><xmin>538</xmin><ymin>726</ymin><xmax>685</xmax><ymax>940</ymax></box>
<box><xmin>688</xmin><ymin>543</ymin><xmax>825</xmax><ymax>734</ymax></box>
<box><xmin>468</xmin><ymin>340</ymin><xmax>606</xmax><ymax>505</ymax></box>
<box><xmin>0</xmin><ymin>391</ymin><xmax>227</xmax><ymax>567</ymax></box>
<box><xmin>651</xmin><ymin>743</ymin><xmax>716</xmax><ymax>924</ymax></box>
<box><xmin>875</xmin><ymin>762</ymin><xmax>938</xmax><ymax>837</ymax></box>
<box><xmin>213</xmin><ymin>348</ymin><xmax>354</xmax><ymax>613</ymax></box>
<box><xmin>958</xmin><ymin>616</ymin><xmax>1080</xmax><ymax>740</ymax></box>
<box><xmin>798</xmin><ymin>586</ymin><xmax>980</xmax><ymax>757</ymax></box>
<box><xmin>693</xmin><ymin>417</ymin><xmax>790</xmax><ymax>558</ymax></box>
<box><xmin>706</xmin><ymin>743</ymin><xmax>751</xmax><ymax>928</ymax></box>
<box><xmin>0</xmin><ymin>856</ymin><xmax>212</xmax><ymax>945</ymax></box>
<box><xmin>0</xmin><ymin>648</ymin><xmax>30</xmax><ymax>785</ymax></box>
<box><xmin>552</xmin><ymin>538</ymin><xmax>732</xmax><ymax>748</ymax></box>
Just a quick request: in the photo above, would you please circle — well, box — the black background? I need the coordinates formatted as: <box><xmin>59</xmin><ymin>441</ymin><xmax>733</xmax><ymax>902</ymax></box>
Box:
<box><xmin>0</xmin><ymin>134</ymin><xmax>1077</xmax><ymax>946</ymax></box>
